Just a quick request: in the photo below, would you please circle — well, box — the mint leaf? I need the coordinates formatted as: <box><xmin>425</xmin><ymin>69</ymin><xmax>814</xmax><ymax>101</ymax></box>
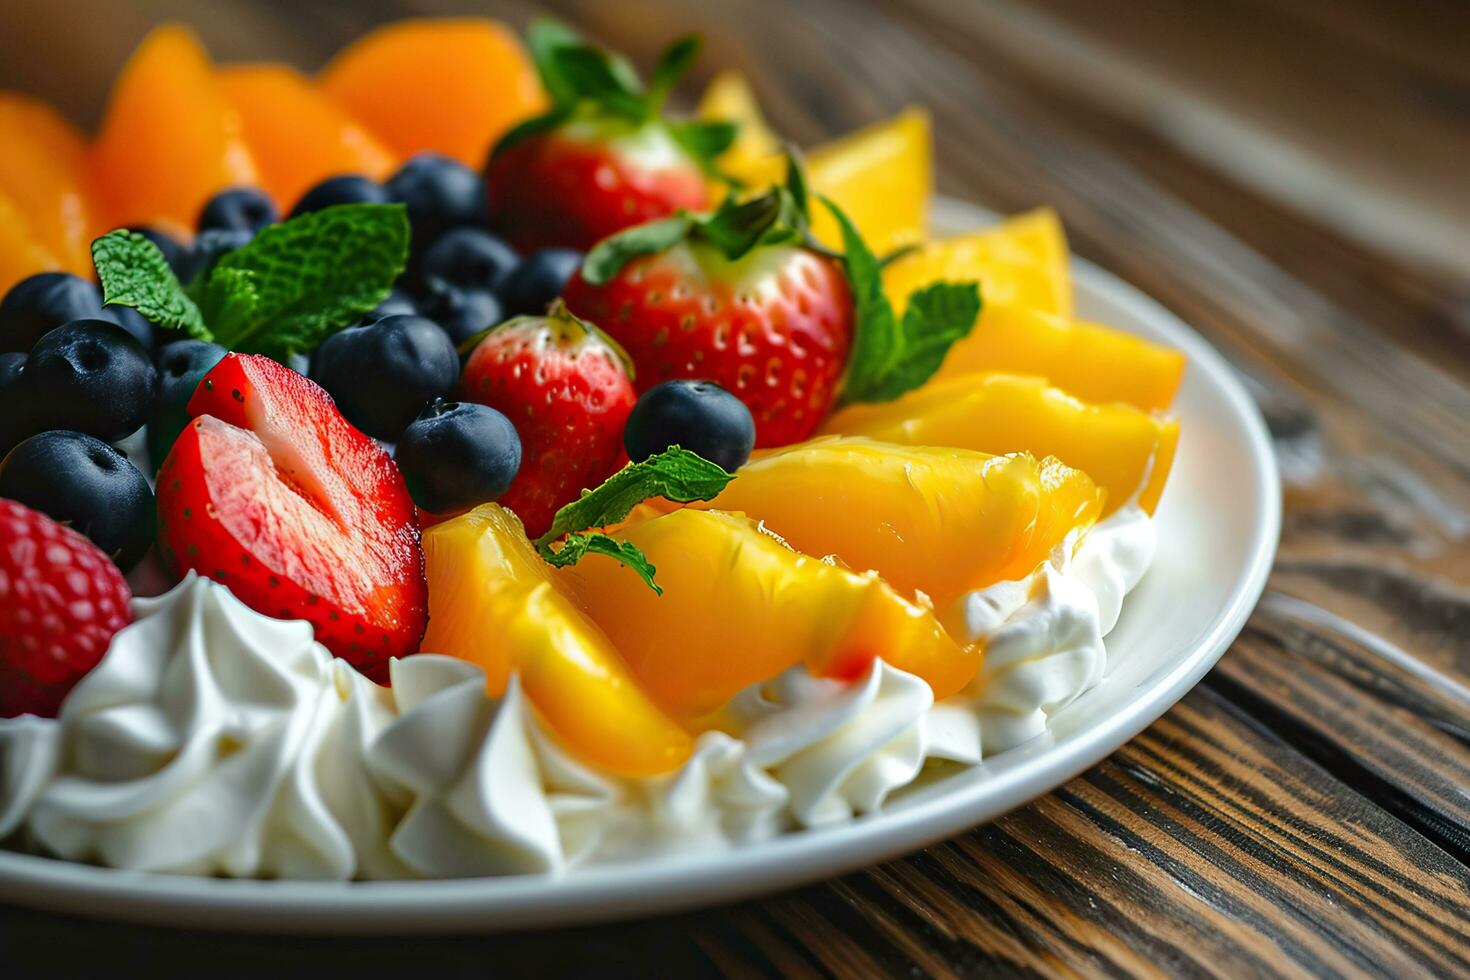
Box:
<box><xmin>824</xmin><ymin>198</ymin><xmax>981</xmax><ymax>404</ymax></box>
<box><xmin>533</xmin><ymin>446</ymin><xmax>734</xmax><ymax>592</ymax></box>
<box><xmin>670</xmin><ymin>119</ymin><xmax>738</xmax><ymax>176</ymax></box>
<box><xmin>540</xmin><ymin>532</ymin><xmax>663</xmax><ymax>595</ymax></box>
<box><xmin>203</xmin><ymin>203</ymin><xmax>408</xmax><ymax>359</ymax></box>
<box><xmin>92</xmin><ymin>230</ymin><xmax>209</xmax><ymax>339</ymax></box>
<box><xmin>582</xmin><ymin>214</ymin><xmax>693</xmax><ymax>284</ymax></box>
<box><xmin>647</xmin><ymin>35</ymin><xmax>700</xmax><ymax>109</ymax></box>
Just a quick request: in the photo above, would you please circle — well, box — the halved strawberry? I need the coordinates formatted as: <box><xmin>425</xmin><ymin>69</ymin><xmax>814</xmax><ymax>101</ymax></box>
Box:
<box><xmin>155</xmin><ymin>354</ymin><xmax>426</xmax><ymax>679</ymax></box>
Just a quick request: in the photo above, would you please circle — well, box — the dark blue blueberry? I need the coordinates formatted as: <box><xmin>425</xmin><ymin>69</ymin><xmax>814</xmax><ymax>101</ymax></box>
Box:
<box><xmin>497</xmin><ymin>248</ymin><xmax>583</xmax><ymax>317</ymax></box>
<box><xmin>310</xmin><ymin>315</ymin><xmax>460</xmax><ymax>441</ymax></box>
<box><xmin>6</xmin><ymin>319</ymin><xmax>157</xmax><ymax>451</ymax></box>
<box><xmin>387</xmin><ymin>153</ymin><xmax>489</xmax><ymax>255</ymax></box>
<box><xmin>126</xmin><ymin>226</ymin><xmax>190</xmax><ymax>279</ymax></box>
<box><xmin>417</xmin><ymin>279</ymin><xmax>503</xmax><ymax>346</ymax></box>
<box><xmin>623</xmin><ymin>380</ymin><xmax>755</xmax><ymax>472</ymax></box>
<box><xmin>394</xmin><ymin>400</ymin><xmax>521</xmax><ymax>514</ymax></box>
<box><xmin>197</xmin><ymin>186</ymin><xmax>279</xmax><ymax>235</ymax></box>
<box><xmin>0</xmin><ymin>352</ymin><xmax>28</xmax><ymax>453</ymax></box>
<box><xmin>0</xmin><ymin>272</ymin><xmax>106</xmax><ymax>353</ymax></box>
<box><xmin>101</xmin><ymin>304</ymin><xmax>155</xmax><ymax>353</ymax></box>
<box><xmin>180</xmin><ymin>227</ymin><xmax>254</xmax><ymax>284</ymax></box>
<box><xmin>361</xmin><ymin>287</ymin><xmax>418</xmax><ymax>324</ymax></box>
<box><xmin>288</xmin><ymin>174</ymin><xmax>390</xmax><ymax>219</ymax></box>
<box><xmin>419</xmin><ymin>228</ymin><xmax>518</xmax><ymax>293</ymax></box>
<box><xmin>147</xmin><ymin>340</ymin><xmax>227</xmax><ymax>470</ymax></box>
<box><xmin>0</xmin><ymin>430</ymin><xmax>155</xmax><ymax>571</ymax></box>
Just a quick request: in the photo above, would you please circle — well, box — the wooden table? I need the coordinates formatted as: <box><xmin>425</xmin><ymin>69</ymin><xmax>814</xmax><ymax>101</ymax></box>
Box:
<box><xmin>4</xmin><ymin>1</ymin><xmax>1469</xmax><ymax>975</ymax></box>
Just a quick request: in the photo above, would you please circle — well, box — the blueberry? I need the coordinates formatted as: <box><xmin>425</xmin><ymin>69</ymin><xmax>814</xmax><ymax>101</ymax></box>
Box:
<box><xmin>198</xmin><ymin>186</ymin><xmax>278</xmax><ymax>235</ymax></box>
<box><xmin>419</xmin><ymin>228</ymin><xmax>518</xmax><ymax>293</ymax></box>
<box><xmin>395</xmin><ymin>400</ymin><xmax>521</xmax><ymax>513</ymax></box>
<box><xmin>147</xmin><ymin>339</ymin><xmax>227</xmax><ymax>470</ymax></box>
<box><xmin>387</xmin><ymin>153</ymin><xmax>489</xmax><ymax>254</ymax></box>
<box><xmin>7</xmin><ymin>319</ymin><xmax>158</xmax><ymax>450</ymax></box>
<box><xmin>126</xmin><ymin>226</ymin><xmax>190</xmax><ymax>279</ymax></box>
<box><xmin>624</xmin><ymin>380</ymin><xmax>755</xmax><ymax>472</ymax></box>
<box><xmin>497</xmin><ymin>248</ymin><xmax>583</xmax><ymax>317</ymax></box>
<box><xmin>101</xmin><ymin>304</ymin><xmax>155</xmax><ymax>353</ymax></box>
<box><xmin>289</xmin><ymin>174</ymin><xmax>390</xmax><ymax>219</ymax></box>
<box><xmin>179</xmin><ymin>227</ymin><xmax>254</xmax><ymax>284</ymax></box>
<box><xmin>417</xmin><ymin>279</ymin><xmax>503</xmax><ymax>346</ymax></box>
<box><xmin>361</xmin><ymin>287</ymin><xmax>418</xmax><ymax>325</ymax></box>
<box><xmin>311</xmin><ymin>315</ymin><xmax>460</xmax><ymax>440</ymax></box>
<box><xmin>0</xmin><ymin>272</ymin><xmax>106</xmax><ymax>353</ymax></box>
<box><xmin>0</xmin><ymin>352</ymin><xmax>28</xmax><ymax>452</ymax></box>
<box><xmin>0</xmin><ymin>430</ymin><xmax>155</xmax><ymax>571</ymax></box>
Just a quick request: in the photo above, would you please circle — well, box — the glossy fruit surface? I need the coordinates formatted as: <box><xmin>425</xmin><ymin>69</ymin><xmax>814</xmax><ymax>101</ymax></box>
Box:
<box><xmin>156</xmin><ymin>354</ymin><xmax>427</xmax><ymax>678</ymax></box>
<box><xmin>196</xmin><ymin>186</ymin><xmax>278</xmax><ymax>234</ymax></box>
<box><xmin>287</xmin><ymin>174</ymin><xmax>389</xmax><ymax>219</ymax></box>
<box><xmin>395</xmin><ymin>400</ymin><xmax>521</xmax><ymax>514</ymax></box>
<box><xmin>310</xmin><ymin>314</ymin><xmax>459</xmax><ymax>441</ymax></box>
<box><xmin>147</xmin><ymin>339</ymin><xmax>228</xmax><ymax>470</ymax></box>
<box><xmin>563</xmin><ymin>239</ymin><xmax>852</xmax><ymax>447</ymax></box>
<box><xmin>421</xmin><ymin>502</ymin><xmax>691</xmax><ymax>776</ymax></box>
<box><xmin>822</xmin><ymin>372</ymin><xmax>1180</xmax><ymax>515</ymax></box>
<box><xmin>0</xmin><ymin>498</ymin><xmax>132</xmax><ymax>718</ymax></box>
<box><xmin>319</xmin><ymin>18</ymin><xmax>546</xmax><ymax>168</ymax></box>
<box><xmin>416</xmin><ymin>281</ymin><xmax>502</xmax><ymax>345</ymax></box>
<box><xmin>219</xmin><ymin>63</ymin><xmax>397</xmax><ymax>211</ymax></box>
<box><xmin>0</xmin><ymin>273</ymin><xmax>107</xmax><ymax>353</ymax></box>
<box><xmin>692</xmin><ymin>436</ymin><xmax>1103</xmax><ymax>609</ymax></box>
<box><xmin>419</xmin><ymin>227</ymin><xmax>518</xmax><ymax>293</ymax></box>
<box><xmin>497</xmin><ymin>248</ymin><xmax>582</xmax><ymax>318</ymax></box>
<box><xmin>458</xmin><ymin>305</ymin><xmax>635</xmax><ymax>536</ymax></box>
<box><xmin>565</xmin><ymin>508</ymin><xmax>977</xmax><ymax>721</ymax></box>
<box><xmin>385</xmin><ymin>152</ymin><xmax>488</xmax><ymax>257</ymax></box>
<box><xmin>0</xmin><ymin>430</ymin><xmax>155</xmax><ymax>571</ymax></box>
<box><xmin>0</xmin><ymin>92</ymin><xmax>96</xmax><ymax>275</ymax></box>
<box><xmin>624</xmin><ymin>380</ymin><xmax>754</xmax><ymax>472</ymax></box>
<box><xmin>88</xmin><ymin>25</ymin><xmax>258</xmax><ymax>237</ymax></box>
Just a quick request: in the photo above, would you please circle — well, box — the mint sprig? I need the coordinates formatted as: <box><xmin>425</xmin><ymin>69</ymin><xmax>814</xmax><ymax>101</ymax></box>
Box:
<box><xmin>533</xmin><ymin>446</ymin><xmax>735</xmax><ymax>593</ymax></box>
<box><xmin>93</xmin><ymin>203</ymin><xmax>409</xmax><ymax>361</ymax></box>
<box><xmin>824</xmin><ymin>198</ymin><xmax>982</xmax><ymax>404</ymax></box>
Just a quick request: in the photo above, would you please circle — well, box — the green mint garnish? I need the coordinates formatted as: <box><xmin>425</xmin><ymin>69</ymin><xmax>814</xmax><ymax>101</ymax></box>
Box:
<box><xmin>824</xmin><ymin>198</ymin><xmax>982</xmax><ymax>404</ymax></box>
<box><xmin>93</xmin><ymin>231</ymin><xmax>208</xmax><ymax>339</ymax></box>
<box><xmin>533</xmin><ymin>446</ymin><xmax>735</xmax><ymax>594</ymax></box>
<box><xmin>93</xmin><ymin>203</ymin><xmax>409</xmax><ymax>361</ymax></box>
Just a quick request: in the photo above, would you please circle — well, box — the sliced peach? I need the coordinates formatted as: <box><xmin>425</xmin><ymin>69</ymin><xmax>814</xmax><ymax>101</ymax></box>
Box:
<box><xmin>219</xmin><ymin>64</ymin><xmax>397</xmax><ymax>213</ymax></box>
<box><xmin>0</xmin><ymin>191</ymin><xmax>60</xmax><ymax>295</ymax></box>
<box><xmin>807</xmin><ymin>107</ymin><xmax>931</xmax><ymax>256</ymax></box>
<box><xmin>692</xmin><ymin>437</ymin><xmax>1102</xmax><ymax>610</ymax></box>
<box><xmin>822</xmin><ymin>373</ymin><xmax>1179</xmax><ymax>515</ymax></box>
<box><xmin>695</xmin><ymin>70</ymin><xmax>784</xmax><ymax>188</ymax></box>
<box><xmin>319</xmin><ymin>18</ymin><xmax>546</xmax><ymax>168</ymax></box>
<box><xmin>0</xmin><ymin>93</ymin><xmax>96</xmax><ymax>274</ymax></box>
<box><xmin>884</xmin><ymin>208</ymin><xmax>1072</xmax><ymax>318</ymax></box>
<box><xmin>563</xmin><ymin>508</ymin><xmax>976</xmax><ymax>720</ymax></box>
<box><xmin>89</xmin><ymin>24</ymin><xmax>258</xmax><ymax>237</ymax></box>
<box><xmin>420</xmin><ymin>503</ymin><xmax>690</xmax><ymax>776</ymax></box>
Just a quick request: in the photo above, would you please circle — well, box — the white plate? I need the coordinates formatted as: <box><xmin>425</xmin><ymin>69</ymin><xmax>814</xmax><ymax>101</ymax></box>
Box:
<box><xmin>0</xmin><ymin>198</ymin><xmax>1280</xmax><ymax>934</ymax></box>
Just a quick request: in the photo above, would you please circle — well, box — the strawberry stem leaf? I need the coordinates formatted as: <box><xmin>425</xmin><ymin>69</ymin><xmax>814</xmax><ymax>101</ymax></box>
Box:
<box><xmin>648</xmin><ymin>35</ymin><xmax>701</xmax><ymax>110</ymax></box>
<box><xmin>582</xmin><ymin>214</ymin><xmax>695</xmax><ymax>285</ymax></box>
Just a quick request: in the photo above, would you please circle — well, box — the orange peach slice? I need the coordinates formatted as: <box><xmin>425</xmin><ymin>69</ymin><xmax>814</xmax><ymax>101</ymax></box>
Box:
<box><xmin>0</xmin><ymin>93</ymin><xmax>96</xmax><ymax>274</ymax></box>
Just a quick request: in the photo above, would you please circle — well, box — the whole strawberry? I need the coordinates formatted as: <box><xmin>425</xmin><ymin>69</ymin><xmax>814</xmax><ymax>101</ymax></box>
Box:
<box><xmin>458</xmin><ymin>302</ymin><xmax>636</xmax><ymax>536</ymax></box>
<box><xmin>485</xmin><ymin>22</ymin><xmax>733</xmax><ymax>252</ymax></box>
<box><xmin>0</xmin><ymin>497</ymin><xmax>132</xmax><ymax>717</ymax></box>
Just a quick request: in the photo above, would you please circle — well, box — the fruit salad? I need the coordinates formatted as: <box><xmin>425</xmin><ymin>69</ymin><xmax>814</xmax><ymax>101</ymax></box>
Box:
<box><xmin>0</xmin><ymin>18</ymin><xmax>1185</xmax><ymax>879</ymax></box>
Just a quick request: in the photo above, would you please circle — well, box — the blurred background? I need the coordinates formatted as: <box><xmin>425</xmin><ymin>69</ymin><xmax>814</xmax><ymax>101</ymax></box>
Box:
<box><xmin>1</xmin><ymin>0</ymin><xmax>1466</xmax><ymax>279</ymax></box>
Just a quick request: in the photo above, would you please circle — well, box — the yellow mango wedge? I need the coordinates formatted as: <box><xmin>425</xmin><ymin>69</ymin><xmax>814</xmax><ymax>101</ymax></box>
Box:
<box><xmin>692</xmin><ymin>437</ymin><xmax>1102</xmax><ymax>610</ymax></box>
<box><xmin>421</xmin><ymin>504</ymin><xmax>692</xmax><ymax>776</ymax></box>
<box><xmin>822</xmin><ymin>373</ymin><xmax>1178</xmax><ymax>515</ymax></box>
<box><xmin>564</xmin><ymin>509</ymin><xmax>977</xmax><ymax>720</ymax></box>
<box><xmin>936</xmin><ymin>301</ymin><xmax>1186</xmax><ymax>413</ymax></box>
<box><xmin>884</xmin><ymin>208</ymin><xmax>1072</xmax><ymax>318</ymax></box>
<box><xmin>696</xmin><ymin>70</ymin><xmax>784</xmax><ymax>188</ymax></box>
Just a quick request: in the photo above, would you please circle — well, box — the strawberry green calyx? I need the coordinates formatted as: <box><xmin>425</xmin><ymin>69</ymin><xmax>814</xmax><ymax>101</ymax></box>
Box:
<box><xmin>492</xmin><ymin>19</ymin><xmax>735</xmax><ymax>176</ymax></box>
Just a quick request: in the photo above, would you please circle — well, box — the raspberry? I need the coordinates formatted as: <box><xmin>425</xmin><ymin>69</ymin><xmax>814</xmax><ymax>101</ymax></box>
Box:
<box><xmin>0</xmin><ymin>497</ymin><xmax>132</xmax><ymax>717</ymax></box>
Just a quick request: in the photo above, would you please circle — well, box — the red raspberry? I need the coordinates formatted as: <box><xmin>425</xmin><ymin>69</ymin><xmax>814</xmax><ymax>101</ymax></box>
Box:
<box><xmin>0</xmin><ymin>497</ymin><xmax>132</xmax><ymax>717</ymax></box>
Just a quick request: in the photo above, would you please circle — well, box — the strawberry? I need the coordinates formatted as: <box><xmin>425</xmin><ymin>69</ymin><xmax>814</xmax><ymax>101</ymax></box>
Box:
<box><xmin>563</xmin><ymin>163</ymin><xmax>854</xmax><ymax>447</ymax></box>
<box><xmin>485</xmin><ymin>22</ymin><xmax>733</xmax><ymax>253</ymax></box>
<box><xmin>156</xmin><ymin>354</ymin><xmax>427</xmax><ymax>680</ymax></box>
<box><xmin>0</xmin><ymin>497</ymin><xmax>132</xmax><ymax>717</ymax></box>
<box><xmin>458</xmin><ymin>302</ymin><xmax>636</xmax><ymax>537</ymax></box>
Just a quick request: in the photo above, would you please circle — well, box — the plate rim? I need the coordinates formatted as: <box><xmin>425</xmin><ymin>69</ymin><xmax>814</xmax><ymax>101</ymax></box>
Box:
<box><xmin>0</xmin><ymin>197</ymin><xmax>1281</xmax><ymax>934</ymax></box>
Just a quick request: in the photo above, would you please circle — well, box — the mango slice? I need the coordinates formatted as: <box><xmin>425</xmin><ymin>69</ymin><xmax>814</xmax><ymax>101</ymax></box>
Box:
<box><xmin>319</xmin><ymin>18</ymin><xmax>546</xmax><ymax>168</ymax></box>
<box><xmin>0</xmin><ymin>93</ymin><xmax>96</xmax><ymax>274</ymax></box>
<box><xmin>696</xmin><ymin>70</ymin><xmax>783</xmax><ymax>188</ymax></box>
<box><xmin>219</xmin><ymin>64</ymin><xmax>397</xmax><ymax>212</ymax></box>
<box><xmin>822</xmin><ymin>373</ymin><xmax>1179</xmax><ymax>515</ymax></box>
<box><xmin>693</xmin><ymin>437</ymin><xmax>1103</xmax><ymax>610</ymax></box>
<box><xmin>421</xmin><ymin>504</ymin><xmax>691</xmax><ymax>777</ymax></box>
<box><xmin>89</xmin><ymin>25</ymin><xmax>258</xmax><ymax>237</ymax></box>
<box><xmin>564</xmin><ymin>509</ymin><xmax>977</xmax><ymax>719</ymax></box>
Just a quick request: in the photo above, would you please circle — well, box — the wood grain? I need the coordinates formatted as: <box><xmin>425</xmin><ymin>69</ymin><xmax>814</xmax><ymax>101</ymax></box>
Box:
<box><xmin>2</xmin><ymin>0</ymin><xmax>1468</xmax><ymax>976</ymax></box>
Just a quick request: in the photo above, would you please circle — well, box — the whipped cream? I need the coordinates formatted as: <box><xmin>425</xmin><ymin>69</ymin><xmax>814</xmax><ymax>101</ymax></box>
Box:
<box><xmin>0</xmin><ymin>507</ymin><xmax>1153</xmax><ymax>879</ymax></box>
